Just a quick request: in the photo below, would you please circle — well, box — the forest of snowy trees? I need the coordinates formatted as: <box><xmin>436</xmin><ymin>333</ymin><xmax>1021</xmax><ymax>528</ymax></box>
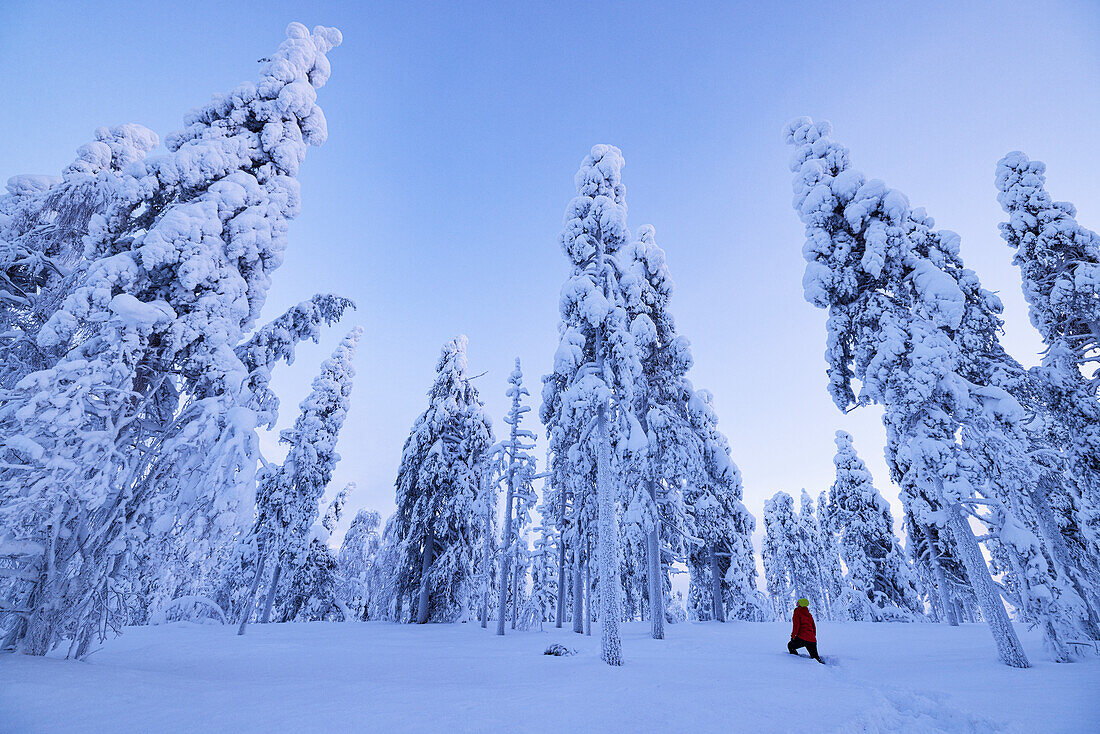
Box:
<box><xmin>2</xmin><ymin>24</ymin><xmax>1099</xmax><ymax>675</ymax></box>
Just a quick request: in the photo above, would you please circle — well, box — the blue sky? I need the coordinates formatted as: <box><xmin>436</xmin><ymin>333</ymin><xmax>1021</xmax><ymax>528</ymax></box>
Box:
<box><xmin>2</xmin><ymin>1</ymin><xmax>1098</xmax><ymax>548</ymax></box>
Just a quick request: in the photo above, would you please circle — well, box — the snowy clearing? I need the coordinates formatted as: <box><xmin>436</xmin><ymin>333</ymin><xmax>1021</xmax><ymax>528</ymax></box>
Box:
<box><xmin>1</xmin><ymin>620</ymin><xmax>1095</xmax><ymax>733</ymax></box>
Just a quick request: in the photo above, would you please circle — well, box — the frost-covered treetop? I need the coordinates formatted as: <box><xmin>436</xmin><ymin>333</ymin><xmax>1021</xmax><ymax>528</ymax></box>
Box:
<box><xmin>38</xmin><ymin>22</ymin><xmax>343</xmax><ymax>396</ymax></box>
<box><xmin>560</xmin><ymin>144</ymin><xmax>628</xmax><ymax>267</ymax></box>
<box><xmin>831</xmin><ymin>430</ymin><xmax>875</xmax><ymax>495</ymax></box>
<box><xmin>63</xmin><ymin>124</ymin><xmax>160</xmax><ymax>180</ymax></box>
<box><xmin>165</xmin><ymin>23</ymin><xmax>342</xmax><ymax>176</ymax></box>
<box><xmin>784</xmin><ymin>117</ymin><xmax>977</xmax><ymax>410</ymax></box>
<box><xmin>995</xmin><ymin>150</ymin><xmax>1100</xmax><ymax>350</ymax></box>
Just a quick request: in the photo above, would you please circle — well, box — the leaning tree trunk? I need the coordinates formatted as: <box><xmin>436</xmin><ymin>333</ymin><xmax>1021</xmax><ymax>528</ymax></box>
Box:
<box><xmin>927</xmin><ymin>538</ymin><xmax>959</xmax><ymax>626</ymax></box>
<box><xmin>946</xmin><ymin>501</ymin><xmax>1030</xmax><ymax>667</ymax></box>
<box><xmin>416</xmin><ymin>526</ymin><xmax>435</xmax><ymax>624</ymax></box>
<box><xmin>261</xmin><ymin>562</ymin><xmax>282</xmax><ymax>624</ymax></box>
<box><xmin>709</xmin><ymin>543</ymin><xmax>726</xmax><ymax>623</ymax></box>
<box><xmin>236</xmin><ymin>547</ymin><xmax>267</xmax><ymax>636</ymax></box>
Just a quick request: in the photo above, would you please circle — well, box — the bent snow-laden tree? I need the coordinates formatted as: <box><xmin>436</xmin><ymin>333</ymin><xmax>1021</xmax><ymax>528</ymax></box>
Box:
<box><xmin>541</xmin><ymin>145</ymin><xmax>643</xmax><ymax>665</ymax></box>
<box><xmin>995</xmin><ymin>153</ymin><xmax>1100</xmax><ymax>628</ymax></box>
<box><xmin>0</xmin><ymin>23</ymin><xmax>343</xmax><ymax>658</ymax></box>
<box><xmin>828</xmin><ymin>431</ymin><xmax>921</xmax><ymax>620</ymax></box>
<box><xmin>785</xmin><ymin>117</ymin><xmax>1085</xmax><ymax>666</ymax></box>
<box><xmin>390</xmin><ymin>336</ymin><xmax>494</xmax><ymax>624</ymax></box>
<box><xmin>237</xmin><ymin>327</ymin><xmax>361</xmax><ymax>634</ymax></box>
<box><xmin>0</xmin><ymin>124</ymin><xmax>159</xmax><ymax>389</ymax></box>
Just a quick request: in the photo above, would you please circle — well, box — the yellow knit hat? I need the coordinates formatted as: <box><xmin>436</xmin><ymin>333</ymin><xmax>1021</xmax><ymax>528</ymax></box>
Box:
<box><xmin>797</xmin><ymin>598</ymin><xmax>809</xmax><ymax>607</ymax></box>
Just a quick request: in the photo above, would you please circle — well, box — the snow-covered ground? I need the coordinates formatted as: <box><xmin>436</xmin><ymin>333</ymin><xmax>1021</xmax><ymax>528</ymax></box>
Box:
<box><xmin>0</xmin><ymin>620</ymin><xmax>1095</xmax><ymax>733</ymax></box>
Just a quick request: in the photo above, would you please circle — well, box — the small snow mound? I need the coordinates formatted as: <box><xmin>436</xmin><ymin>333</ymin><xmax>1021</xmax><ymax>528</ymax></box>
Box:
<box><xmin>839</xmin><ymin>690</ymin><xmax>1008</xmax><ymax>734</ymax></box>
<box><xmin>543</xmin><ymin>643</ymin><xmax>576</xmax><ymax>657</ymax></box>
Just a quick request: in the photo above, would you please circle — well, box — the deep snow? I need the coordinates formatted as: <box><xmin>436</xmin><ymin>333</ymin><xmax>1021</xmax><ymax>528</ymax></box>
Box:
<box><xmin>0</xmin><ymin>620</ymin><xmax>1095</xmax><ymax>733</ymax></box>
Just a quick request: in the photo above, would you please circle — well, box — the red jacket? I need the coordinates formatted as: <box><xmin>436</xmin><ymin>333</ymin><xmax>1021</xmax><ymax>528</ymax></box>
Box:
<box><xmin>791</xmin><ymin>606</ymin><xmax>816</xmax><ymax>642</ymax></box>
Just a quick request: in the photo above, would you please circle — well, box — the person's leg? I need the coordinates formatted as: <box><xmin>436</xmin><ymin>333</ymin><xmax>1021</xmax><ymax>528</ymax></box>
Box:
<box><xmin>806</xmin><ymin>641</ymin><xmax>820</xmax><ymax>660</ymax></box>
<box><xmin>787</xmin><ymin>639</ymin><xmax>799</xmax><ymax>654</ymax></box>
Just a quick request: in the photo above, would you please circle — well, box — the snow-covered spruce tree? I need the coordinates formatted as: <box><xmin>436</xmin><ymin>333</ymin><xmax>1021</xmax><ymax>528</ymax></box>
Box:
<box><xmin>683</xmin><ymin>388</ymin><xmax>761</xmax><ymax>623</ymax></box>
<box><xmin>541</xmin><ymin>145</ymin><xmax>645</xmax><ymax>665</ymax></box>
<box><xmin>810</xmin><ymin>489</ymin><xmax>849</xmax><ymax>621</ymax></box>
<box><xmin>496</xmin><ymin>359</ymin><xmax>537</xmax><ymax>635</ymax></box>
<box><xmin>761</xmin><ymin>492</ymin><xmax>797</xmax><ymax>617</ymax></box>
<box><xmin>281</xmin><ymin>485</ymin><xmax>349</xmax><ymax>622</ymax></box>
<box><xmin>0</xmin><ymin>24</ymin><xmax>342</xmax><ymax>657</ymax></box>
<box><xmin>784</xmin><ymin>116</ymin><xmax>1076</xmax><ymax>666</ymax></box>
<box><xmin>828</xmin><ymin>431</ymin><xmax>921</xmax><ymax>621</ymax></box>
<box><xmin>337</xmin><ymin>506</ymin><xmax>382</xmax><ymax>619</ymax></box>
<box><xmin>619</xmin><ymin>224</ymin><xmax>700</xmax><ymax>638</ymax></box>
<box><xmin>237</xmin><ymin>326</ymin><xmax>361</xmax><ymax>633</ymax></box>
<box><xmin>390</xmin><ymin>336</ymin><xmax>494</xmax><ymax>624</ymax></box>
<box><xmin>0</xmin><ymin>124</ymin><xmax>159</xmax><ymax>388</ymax></box>
<box><xmin>795</xmin><ymin>490</ymin><xmax>832</xmax><ymax>618</ymax></box>
<box><xmin>525</xmin><ymin>526</ymin><xmax>558</xmax><ymax>627</ymax></box>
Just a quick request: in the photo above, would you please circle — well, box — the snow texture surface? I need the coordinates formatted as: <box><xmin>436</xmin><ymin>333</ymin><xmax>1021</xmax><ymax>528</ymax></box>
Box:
<box><xmin>0</xmin><ymin>620</ymin><xmax>1094</xmax><ymax>733</ymax></box>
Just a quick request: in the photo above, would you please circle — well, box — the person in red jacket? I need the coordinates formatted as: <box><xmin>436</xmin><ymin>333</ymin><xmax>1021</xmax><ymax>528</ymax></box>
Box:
<box><xmin>787</xmin><ymin>598</ymin><xmax>823</xmax><ymax>663</ymax></box>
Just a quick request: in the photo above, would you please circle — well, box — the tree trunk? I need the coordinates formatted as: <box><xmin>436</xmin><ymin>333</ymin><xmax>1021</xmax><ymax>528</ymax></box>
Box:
<box><xmin>947</xmin><ymin>502</ymin><xmax>1030</xmax><ymax>667</ymax></box>
<box><xmin>556</xmin><ymin>490</ymin><xmax>567</xmax><ymax>628</ymax></box>
<box><xmin>585</xmin><ymin>546</ymin><xmax>593</xmax><ymax>637</ymax></box>
<box><xmin>416</xmin><ymin>526</ymin><xmax>435</xmax><ymax>624</ymax></box>
<box><xmin>572</xmin><ymin>540</ymin><xmax>585</xmax><ymax>634</ymax></box>
<box><xmin>481</xmin><ymin>473</ymin><xmax>493</xmax><ymax>629</ymax></box>
<box><xmin>709</xmin><ymin>543</ymin><xmax>726</xmax><ymax>623</ymax></box>
<box><xmin>261</xmin><ymin>562</ymin><xmax>282</xmax><ymax>624</ymax></box>
<box><xmin>236</xmin><ymin>548</ymin><xmax>267</xmax><ymax>636</ymax></box>
<box><xmin>927</xmin><ymin>539</ymin><xmax>959</xmax><ymax>626</ymax></box>
<box><xmin>595</xmin><ymin>404</ymin><xmax>623</xmax><ymax>664</ymax></box>
<box><xmin>646</xmin><ymin>482</ymin><xmax>665</xmax><ymax>639</ymax></box>
<box><xmin>511</xmin><ymin>558</ymin><xmax>519</xmax><ymax>630</ymax></box>
<box><xmin>497</xmin><ymin>477</ymin><xmax>515</xmax><ymax>635</ymax></box>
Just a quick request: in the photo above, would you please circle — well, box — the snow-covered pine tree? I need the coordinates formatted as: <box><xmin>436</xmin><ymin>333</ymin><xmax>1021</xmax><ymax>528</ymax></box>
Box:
<box><xmin>0</xmin><ymin>24</ymin><xmax>342</xmax><ymax>657</ymax></box>
<box><xmin>237</xmin><ymin>326</ymin><xmax>361</xmax><ymax>633</ymax></box>
<box><xmin>496</xmin><ymin>359</ymin><xmax>537</xmax><ymax>635</ymax></box>
<box><xmin>337</xmin><ymin>506</ymin><xmax>383</xmax><ymax>619</ymax></box>
<box><xmin>683</xmin><ymin>388</ymin><xmax>761</xmax><ymax>623</ymax></box>
<box><xmin>123</xmin><ymin>293</ymin><xmax>354</xmax><ymax>624</ymax></box>
<box><xmin>541</xmin><ymin>145</ymin><xmax>643</xmax><ymax>665</ymax></box>
<box><xmin>828</xmin><ymin>431</ymin><xmax>921</xmax><ymax>620</ymax></box>
<box><xmin>784</xmin><ymin>116</ymin><xmax>1071</xmax><ymax>666</ymax></box>
<box><xmin>390</xmin><ymin>336</ymin><xmax>494</xmax><ymax>624</ymax></box>
<box><xmin>281</xmin><ymin>485</ymin><xmax>349</xmax><ymax>622</ymax></box>
<box><xmin>0</xmin><ymin>124</ymin><xmax>158</xmax><ymax>388</ymax></box>
<box><xmin>995</xmin><ymin>153</ymin><xmax>1100</xmax><ymax>626</ymax></box>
